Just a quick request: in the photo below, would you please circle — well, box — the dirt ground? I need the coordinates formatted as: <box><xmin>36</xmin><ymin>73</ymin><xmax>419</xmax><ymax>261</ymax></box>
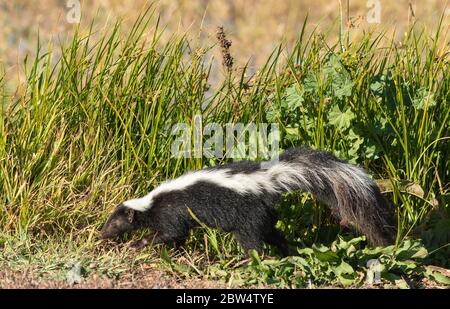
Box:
<box><xmin>1</xmin><ymin>266</ymin><xmax>448</xmax><ymax>289</ymax></box>
<box><xmin>0</xmin><ymin>266</ymin><xmax>228</xmax><ymax>289</ymax></box>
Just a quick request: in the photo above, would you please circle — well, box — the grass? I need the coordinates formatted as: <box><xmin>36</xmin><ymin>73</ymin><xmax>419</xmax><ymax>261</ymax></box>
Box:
<box><xmin>0</xmin><ymin>9</ymin><xmax>449</xmax><ymax>287</ymax></box>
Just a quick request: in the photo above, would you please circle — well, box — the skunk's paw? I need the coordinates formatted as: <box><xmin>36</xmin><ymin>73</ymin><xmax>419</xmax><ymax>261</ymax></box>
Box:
<box><xmin>129</xmin><ymin>238</ymin><xmax>150</xmax><ymax>250</ymax></box>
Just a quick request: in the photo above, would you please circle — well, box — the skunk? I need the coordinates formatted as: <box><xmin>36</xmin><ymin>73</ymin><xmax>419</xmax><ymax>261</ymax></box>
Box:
<box><xmin>101</xmin><ymin>147</ymin><xmax>397</xmax><ymax>256</ymax></box>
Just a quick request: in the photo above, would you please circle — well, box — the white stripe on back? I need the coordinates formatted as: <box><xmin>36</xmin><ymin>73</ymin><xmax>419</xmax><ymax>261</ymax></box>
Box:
<box><xmin>123</xmin><ymin>160</ymin><xmax>373</xmax><ymax>212</ymax></box>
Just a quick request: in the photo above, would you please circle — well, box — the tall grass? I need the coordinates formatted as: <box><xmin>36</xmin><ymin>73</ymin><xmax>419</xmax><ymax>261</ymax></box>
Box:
<box><xmin>0</xmin><ymin>10</ymin><xmax>448</xmax><ymax>254</ymax></box>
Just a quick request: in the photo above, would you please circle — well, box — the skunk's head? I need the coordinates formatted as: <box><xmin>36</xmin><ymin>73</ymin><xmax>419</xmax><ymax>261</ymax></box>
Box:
<box><xmin>100</xmin><ymin>204</ymin><xmax>138</xmax><ymax>239</ymax></box>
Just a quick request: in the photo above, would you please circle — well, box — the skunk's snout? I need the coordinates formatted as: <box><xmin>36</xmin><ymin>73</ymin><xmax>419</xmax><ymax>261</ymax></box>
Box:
<box><xmin>99</xmin><ymin>204</ymin><xmax>133</xmax><ymax>240</ymax></box>
<box><xmin>100</xmin><ymin>215</ymin><xmax>117</xmax><ymax>240</ymax></box>
<box><xmin>100</xmin><ymin>224</ymin><xmax>111</xmax><ymax>239</ymax></box>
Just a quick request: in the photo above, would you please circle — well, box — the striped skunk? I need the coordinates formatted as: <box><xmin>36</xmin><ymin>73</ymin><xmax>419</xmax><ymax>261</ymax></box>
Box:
<box><xmin>101</xmin><ymin>147</ymin><xmax>397</xmax><ymax>256</ymax></box>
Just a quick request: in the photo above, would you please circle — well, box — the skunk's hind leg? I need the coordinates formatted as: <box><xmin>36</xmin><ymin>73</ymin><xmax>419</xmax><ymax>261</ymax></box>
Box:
<box><xmin>234</xmin><ymin>228</ymin><xmax>290</xmax><ymax>257</ymax></box>
<box><xmin>233</xmin><ymin>229</ymin><xmax>264</xmax><ymax>256</ymax></box>
<box><xmin>264</xmin><ymin>228</ymin><xmax>290</xmax><ymax>257</ymax></box>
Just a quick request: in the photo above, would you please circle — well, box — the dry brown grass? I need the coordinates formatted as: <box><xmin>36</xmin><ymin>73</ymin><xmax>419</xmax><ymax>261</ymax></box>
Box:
<box><xmin>1</xmin><ymin>0</ymin><xmax>448</xmax><ymax>83</ymax></box>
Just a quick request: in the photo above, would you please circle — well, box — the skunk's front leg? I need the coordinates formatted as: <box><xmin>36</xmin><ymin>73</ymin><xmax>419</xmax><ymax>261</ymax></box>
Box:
<box><xmin>130</xmin><ymin>234</ymin><xmax>157</xmax><ymax>250</ymax></box>
<box><xmin>130</xmin><ymin>232</ymin><xmax>187</xmax><ymax>250</ymax></box>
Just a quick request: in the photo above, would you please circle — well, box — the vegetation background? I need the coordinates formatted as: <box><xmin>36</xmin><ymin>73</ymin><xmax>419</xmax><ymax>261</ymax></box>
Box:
<box><xmin>1</xmin><ymin>0</ymin><xmax>449</xmax><ymax>86</ymax></box>
<box><xmin>0</xmin><ymin>0</ymin><xmax>449</xmax><ymax>288</ymax></box>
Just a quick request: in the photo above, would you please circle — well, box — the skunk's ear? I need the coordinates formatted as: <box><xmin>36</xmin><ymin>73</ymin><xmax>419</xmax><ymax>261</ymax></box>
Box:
<box><xmin>126</xmin><ymin>208</ymin><xmax>135</xmax><ymax>223</ymax></box>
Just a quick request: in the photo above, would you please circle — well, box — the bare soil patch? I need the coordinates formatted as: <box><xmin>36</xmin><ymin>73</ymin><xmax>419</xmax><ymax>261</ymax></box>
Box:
<box><xmin>0</xmin><ymin>267</ymin><xmax>226</xmax><ymax>289</ymax></box>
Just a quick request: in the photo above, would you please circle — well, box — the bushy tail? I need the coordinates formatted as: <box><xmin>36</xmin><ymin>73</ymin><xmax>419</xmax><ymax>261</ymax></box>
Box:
<box><xmin>265</xmin><ymin>147</ymin><xmax>397</xmax><ymax>246</ymax></box>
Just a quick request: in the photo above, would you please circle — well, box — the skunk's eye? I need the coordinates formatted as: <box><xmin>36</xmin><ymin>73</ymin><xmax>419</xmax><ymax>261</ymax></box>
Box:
<box><xmin>110</xmin><ymin>221</ymin><xmax>120</xmax><ymax>230</ymax></box>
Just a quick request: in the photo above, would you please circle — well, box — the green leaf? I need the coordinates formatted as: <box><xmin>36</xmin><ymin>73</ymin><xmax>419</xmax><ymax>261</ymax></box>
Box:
<box><xmin>284</xmin><ymin>85</ymin><xmax>304</xmax><ymax>110</ymax></box>
<box><xmin>383</xmin><ymin>272</ymin><xmax>401</xmax><ymax>282</ymax></box>
<box><xmin>337</xmin><ymin>273</ymin><xmax>357</xmax><ymax>286</ymax></box>
<box><xmin>265</xmin><ymin>107</ymin><xmax>280</xmax><ymax>123</ymax></box>
<box><xmin>428</xmin><ymin>272</ymin><xmax>450</xmax><ymax>285</ymax></box>
<box><xmin>285</xmin><ymin>126</ymin><xmax>300</xmax><ymax>142</ymax></box>
<box><xmin>328</xmin><ymin>105</ymin><xmax>355</xmax><ymax>130</ymax></box>
<box><xmin>321</xmin><ymin>54</ymin><xmax>354</xmax><ymax>99</ymax></box>
<box><xmin>160</xmin><ymin>247</ymin><xmax>172</xmax><ymax>265</ymax></box>
<box><xmin>303</xmin><ymin>73</ymin><xmax>320</xmax><ymax>93</ymax></box>
<box><xmin>361</xmin><ymin>245</ymin><xmax>394</xmax><ymax>257</ymax></box>
<box><xmin>334</xmin><ymin>260</ymin><xmax>354</xmax><ymax>276</ymax></box>
<box><xmin>347</xmin><ymin>129</ymin><xmax>364</xmax><ymax>161</ymax></box>
<box><xmin>334</xmin><ymin>79</ymin><xmax>354</xmax><ymax>99</ymax></box>
<box><xmin>393</xmin><ymin>260</ymin><xmax>419</xmax><ymax>275</ymax></box>
<box><xmin>395</xmin><ymin>239</ymin><xmax>428</xmax><ymax>260</ymax></box>
<box><xmin>412</xmin><ymin>88</ymin><xmax>436</xmax><ymax>110</ymax></box>
<box><xmin>364</xmin><ymin>144</ymin><xmax>377</xmax><ymax>160</ymax></box>
<box><xmin>425</xmin><ymin>267</ymin><xmax>450</xmax><ymax>285</ymax></box>
<box><xmin>326</xmin><ymin>54</ymin><xmax>342</xmax><ymax>72</ymax></box>
<box><xmin>370</xmin><ymin>74</ymin><xmax>388</xmax><ymax>97</ymax></box>
<box><xmin>250</xmin><ymin>249</ymin><xmax>262</xmax><ymax>266</ymax></box>
<box><xmin>312</xmin><ymin>244</ymin><xmax>340</xmax><ymax>262</ymax></box>
<box><xmin>297</xmin><ymin>247</ymin><xmax>314</xmax><ymax>255</ymax></box>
